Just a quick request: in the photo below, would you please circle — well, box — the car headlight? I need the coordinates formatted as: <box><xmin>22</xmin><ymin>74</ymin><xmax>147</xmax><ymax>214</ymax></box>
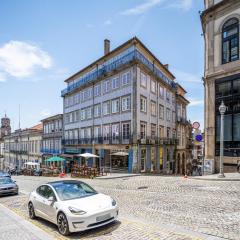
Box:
<box><xmin>112</xmin><ymin>199</ymin><xmax>117</xmax><ymax>206</ymax></box>
<box><xmin>68</xmin><ymin>206</ymin><xmax>86</xmax><ymax>215</ymax></box>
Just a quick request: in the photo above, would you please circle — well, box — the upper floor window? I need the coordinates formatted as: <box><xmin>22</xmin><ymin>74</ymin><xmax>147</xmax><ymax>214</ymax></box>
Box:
<box><xmin>122</xmin><ymin>96</ymin><xmax>131</xmax><ymax>111</ymax></box>
<box><xmin>150</xmin><ymin>79</ymin><xmax>156</xmax><ymax>93</ymax></box>
<box><xmin>222</xmin><ymin>18</ymin><xmax>239</xmax><ymax>64</ymax></box>
<box><xmin>94</xmin><ymin>84</ymin><xmax>101</xmax><ymax>97</ymax></box>
<box><xmin>140</xmin><ymin>96</ymin><xmax>147</xmax><ymax>112</ymax></box>
<box><xmin>112</xmin><ymin>77</ymin><xmax>120</xmax><ymax>90</ymax></box>
<box><xmin>140</xmin><ymin>72</ymin><xmax>147</xmax><ymax>88</ymax></box>
<box><xmin>122</xmin><ymin>71</ymin><xmax>131</xmax><ymax>85</ymax></box>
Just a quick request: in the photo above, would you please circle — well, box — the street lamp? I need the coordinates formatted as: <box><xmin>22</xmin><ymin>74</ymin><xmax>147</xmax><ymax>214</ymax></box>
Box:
<box><xmin>218</xmin><ymin>101</ymin><xmax>226</xmax><ymax>178</ymax></box>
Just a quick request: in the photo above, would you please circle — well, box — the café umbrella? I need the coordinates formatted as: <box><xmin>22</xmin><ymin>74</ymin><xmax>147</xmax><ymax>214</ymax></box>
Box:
<box><xmin>77</xmin><ymin>153</ymin><xmax>99</xmax><ymax>167</ymax></box>
<box><xmin>46</xmin><ymin>156</ymin><xmax>66</xmax><ymax>172</ymax></box>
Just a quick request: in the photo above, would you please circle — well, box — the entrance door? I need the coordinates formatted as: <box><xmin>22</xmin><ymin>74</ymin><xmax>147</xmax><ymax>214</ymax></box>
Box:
<box><xmin>140</xmin><ymin>148</ymin><xmax>146</xmax><ymax>172</ymax></box>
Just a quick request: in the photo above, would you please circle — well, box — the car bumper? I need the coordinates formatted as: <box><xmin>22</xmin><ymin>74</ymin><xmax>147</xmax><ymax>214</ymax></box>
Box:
<box><xmin>68</xmin><ymin>207</ymin><xmax>119</xmax><ymax>233</ymax></box>
<box><xmin>0</xmin><ymin>188</ymin><xmax>18</xmax><ymax>195</ymax></box>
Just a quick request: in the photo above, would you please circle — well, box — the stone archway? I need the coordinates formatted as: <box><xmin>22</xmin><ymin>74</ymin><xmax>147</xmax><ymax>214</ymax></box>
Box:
<box><xmin>182</xmin><ymin>153</ymin><xmax>185</xmax><ymax>175</ymax></box>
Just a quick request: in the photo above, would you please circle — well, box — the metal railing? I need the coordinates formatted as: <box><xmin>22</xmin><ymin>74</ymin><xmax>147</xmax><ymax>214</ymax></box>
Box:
<box><xmin>61</xmin><ymin>49</ymin><xmax>176</xmax><ymax>96</ymax></box>
<box><xmin>40</xmin><ymin>148</ymin><xmax>62</xmax><ymax>154</ymax></box>
<box><xmin>62</xmin><ymin>135</ymin><xmax>133</xmax><ymax>145</ymax></box>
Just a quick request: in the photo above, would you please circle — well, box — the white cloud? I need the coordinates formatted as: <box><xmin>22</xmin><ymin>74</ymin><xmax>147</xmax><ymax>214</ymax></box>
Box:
<box><xmin>40</xmin><ymin>109</ymin><xmax>51</xmax><ymax>118</ymax></box>
<box><xmin>104</xmin><ymin>19</ymin><xmax>112</xmax><ymax>26</ymax></box>
<box><xmin>173</xmin><ymin>69</ymin><xmax>202</xmax><ymax>84</ymax></box>
<box><xmin>121</xmin><ymin>0</ymin><xmax>166</xmax><ymax>16</ymax></box>
<box><xmin>188</xmin><ymin>98</ymin><xmax>204</xmax><ymax>106</ymax></box>
<box><xmin>0</xmin><ymin>72</ymin><xmax>6</xmax><ymax>82</ymax></box>
<box><xmin>168</xmin><ymin>0</ymin><xmax>193</xmax><ymax>11</ymax></box>
<box><xmin>0</xmin><ymin>41</ymin><xmax>52</xmax><ymax>79</ymax></box>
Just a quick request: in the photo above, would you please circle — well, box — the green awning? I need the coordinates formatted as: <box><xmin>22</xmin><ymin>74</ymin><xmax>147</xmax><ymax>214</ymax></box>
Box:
<box><xmin>46</xmin><ymin>156</ymin><xmax>65</xmax><ymax>162</ymax></box>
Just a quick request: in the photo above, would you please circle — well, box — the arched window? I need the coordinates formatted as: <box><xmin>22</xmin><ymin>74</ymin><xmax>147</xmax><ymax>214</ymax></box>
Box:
<box><xmin>222</xmin><ymin>18</ymin><xmax>239</xmax><ymax>64</ymax></box>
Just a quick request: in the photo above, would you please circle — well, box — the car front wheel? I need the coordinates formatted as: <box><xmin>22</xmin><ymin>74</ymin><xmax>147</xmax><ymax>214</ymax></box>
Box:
<box><xmin>57</xmin><ymin>212</ymin><xmax>70</xmax><ymax>236</ymax></box>
<box><xmin>28</xmin><ymin>202</ymin><xmax>36</xmax><ymax>219</ymax></box>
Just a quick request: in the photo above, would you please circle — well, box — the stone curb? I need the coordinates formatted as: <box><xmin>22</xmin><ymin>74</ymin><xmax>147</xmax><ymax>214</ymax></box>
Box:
<box><xmin>189</xmin><ymin>177</ymin><xmax>240</xmax><ymax>181</ymax></box>
<box><xmin>0</xmin><ymin>203</ymin><xmax>54</xmax><ymax>240</ymax></box>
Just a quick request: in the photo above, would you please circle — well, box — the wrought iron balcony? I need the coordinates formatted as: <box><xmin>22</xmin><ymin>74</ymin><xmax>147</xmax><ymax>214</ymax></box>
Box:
<box><xmin>61</xmin><ymin>49</ymin><xmax>176</xmax><ymax>97</ymax></box>
<box><xmin>137</xmin><ymin>136</ymin><xmax>178</xmax><ymax>145</ymax></box>
<box><xmin>40</xmin><ymin>148</ymin><xmax>62</xmax><ymax>154</ymax></box>
<box><xmin>177</xmin><ymin>117</ymin><xmax>188</xmax><ymax>124</ymax></box>
<box><xmin>62</xmin><ymin>135</ymin><xmax>133</xmax><ymax>145</ymax></box>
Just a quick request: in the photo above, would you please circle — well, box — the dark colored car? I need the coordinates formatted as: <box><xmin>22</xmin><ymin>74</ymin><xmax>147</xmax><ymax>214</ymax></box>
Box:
<box><xmin>33</xmin><ymin>169</ymin><xmax>42</xmax><ymax>176</ymax></box>
<box><xmin>0</xmin><ymin>171</ymin><xmax>11</xmax><ymax>178</ymax></box>
<box><xmin>0</xmin><ymin>177</ymin><xmax>19</xmax><ymax>196</ymax></box>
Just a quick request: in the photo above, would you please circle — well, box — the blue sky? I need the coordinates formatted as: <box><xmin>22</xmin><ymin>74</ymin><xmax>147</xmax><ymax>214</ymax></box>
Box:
<box><xmin>0</xmin><ymin>0</ymin><xmax>204</xmax><ymax>130</ymax></box>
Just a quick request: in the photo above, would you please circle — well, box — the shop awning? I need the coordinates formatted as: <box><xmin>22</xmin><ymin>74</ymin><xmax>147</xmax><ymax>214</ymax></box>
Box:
<box><xmin>46</xmin><ymin>156</ymin><xmax>65</xmax><ymax>162</ymax></box>
<box><xmin>111</xmin><ymin>152</ymin><xmax>129</xmax><ymax>156</ymax></box>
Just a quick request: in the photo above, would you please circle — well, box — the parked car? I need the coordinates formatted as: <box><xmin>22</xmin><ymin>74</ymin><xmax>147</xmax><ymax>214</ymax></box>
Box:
<box><xmin>28</xmin><ymin>180</ymin><xmax>118</xmax><ymax>236</ymax></box>
<box><xmin>0</xmin><ymin>177</ymin><xmax>19</xmax><ymax>196</ymax></box>
<box><xmin>0</xmin><ymin>171</ymin><xmax>11</xmax><ymax>178</ymax></box>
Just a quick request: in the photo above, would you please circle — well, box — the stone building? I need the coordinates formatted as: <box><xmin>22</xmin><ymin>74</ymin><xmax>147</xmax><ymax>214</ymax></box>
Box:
<box><xmin>0</xmin><ymin>115</ymin><xmax>11</xmax><ymax>170</ymax></box>
<box><xmin>4</xmin><ymin>124</ymin><xmax>43</xmax><ymax>169</ymax></box>
<box><xmin>61</xmin><ymin>37</ymin><xmax>179</xmax><ymax>173</ymax></box>
<box><xmin>41</xmin><ymin>114</ymin><xmax>63</xmax><ymax>164</ymax></box>
<box><xmin>201</xmin><ymin>0</ymin><xmax>240</xmax><ymax>172</ymax></box>
<box><xmin>175</xmin><ymin>84</ymin><xmax>193</xmax><ymax>174</ymax></box>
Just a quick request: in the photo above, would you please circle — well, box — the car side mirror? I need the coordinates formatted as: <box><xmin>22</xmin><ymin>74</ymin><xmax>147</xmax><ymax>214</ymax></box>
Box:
<box><xmin>48</xmin><ymin>196</ymin><xmax>55</xmax><ymax>202</ymax></box>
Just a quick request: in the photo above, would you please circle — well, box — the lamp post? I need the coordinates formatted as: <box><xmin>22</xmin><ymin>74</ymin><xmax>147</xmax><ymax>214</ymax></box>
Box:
<box><xmin>218</xmin><ymin>101</ymin><xmax>226</xmax><ymax>178</ymax></box>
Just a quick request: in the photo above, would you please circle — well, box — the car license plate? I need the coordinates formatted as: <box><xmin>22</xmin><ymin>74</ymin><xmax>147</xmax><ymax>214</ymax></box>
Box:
<box><xmin>96</xmin><ymin>213</ymin><xmax>111</xmax><ymax>222</ymax></box>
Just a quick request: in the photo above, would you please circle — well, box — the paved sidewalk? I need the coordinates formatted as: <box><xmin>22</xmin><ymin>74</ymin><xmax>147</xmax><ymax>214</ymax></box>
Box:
<box><xmin>0</xmin><ymin>203</ymin><xmax>54</xmax><ymax>240</ymax></box>
<box><xmin>96</xmin><ymin>173</ymin><xmax>140</xmax><ymax>179</ymax></box>
<box><xmin>190</xmin><ymin>172</ymin><xmax>240</xmax><ymax>181</ymax></box>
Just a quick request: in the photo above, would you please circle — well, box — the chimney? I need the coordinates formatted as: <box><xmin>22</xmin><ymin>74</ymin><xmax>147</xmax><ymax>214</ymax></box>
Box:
<box><xmin>164</xmin><ymin>64</ymin><xmax>169</xmax><ymax>69</ymax></box>
<box><xmin>104</xmin><ymin>39</ymin><xmax>110</xmax><ymax>55</ymax></box>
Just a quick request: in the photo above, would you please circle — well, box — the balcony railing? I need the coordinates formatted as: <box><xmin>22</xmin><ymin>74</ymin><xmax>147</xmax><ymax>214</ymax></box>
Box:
<box><xmin>40</xmin><ymin>148</ymin><xmax>62</xmax><ymax>154</ymax></box>
<box><xmin>62</xmin><ymin>135</ymin><xmax>178</xmax><ymax>146</ymax></box>
<box><xmin>177</xmin><ymin>117</ymin><xmax>188</xmax><ymax>124</ymax></box>
<box><xmin>61</xmin><ymin>49</ymin><xmax>176</xmax><ymax>96</ymax></box>
<box><xmin>62</xmin><ymin>135</ymin><xmax>133</xmax><ymax>145</ymax></box>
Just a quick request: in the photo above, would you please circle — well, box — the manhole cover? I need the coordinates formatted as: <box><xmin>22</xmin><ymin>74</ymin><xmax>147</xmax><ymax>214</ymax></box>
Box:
<box><xmin>137</xmin><ymin>186</ymin><xmax>148</xmax><ymax>190</ymax></box>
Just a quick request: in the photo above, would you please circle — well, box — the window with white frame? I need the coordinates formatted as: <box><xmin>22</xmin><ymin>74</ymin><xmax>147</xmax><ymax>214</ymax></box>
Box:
<box><xmin>84</xmin><ymin>128</ymin><xmax>91</xmax><ymax>139</ymax></box>
<box><xmin>122</xmin><ymin>96</ymin><xmax>131</xmax><ymax>111</ymax></box>
<box><xmin>140</xmin><ymin>96</ymin><xmax>147</xmax><ymax>112</ymax></box>
<box><xmin>112</xmin><ymin>99</ymin><xmax>120</xmax><ymax>113</ymax></box>
<box><xmin>103</xmin><ymin>125</ymin><xmax>110</xmax><ymax>140</ymax></box>
<box><xmin>151</xmin><ymin>101</ymin><xmax>156</xmax><ymax>116</ymax></box>
<box><xmin>159</xmin><ymin>104</ymin><xmax>164</xmax><ymax>119</ymax></box>
<box><xmin>140</xmin><ymin>72</ymin><xmax>147</xmax><ymax>88</ymax></box>
<box><xmin>151</xmin><ymin>79</ymin><xmax>156</xmax><ymax>93</ymax></box>
<box><xmin>94</xmin><ymin>126</ymin><xmax>101</xmax><ymax>138</ymax></box>
<box><xmin>159</xmin><ymin>85</ymin><xmax>164</xmax><ymax>98</ymax></box>
<box><xmin>102</xmin><ymin>80</ymin><xmax>111</xmax><ymax>94</ymax></box>
<box><xmin>172</xmin><ymin>111</ymin><xmax>176</xmax><ymax>123</ymax></box>
<box><xmin>122</xmin><ymin>71</ymin><xmax>130</xmax><ymax>85</ymax></box>
<box><xmin>112</xmin><ymin>123</ymin><xmax>119</xmax><ymax>140</ymax></box>
<box><xmin>94</xmin><ymin>104</ymin><xmax>101</xmax><ymax>118</ymax></box>
<box><xmin>94</xmin><ymin>84</ymin><xmax>101</xmax><ymax>96</ymax></box>
<box><xmin>166</xmin><ymin>108</ymin><xmax>171</xmax><ymax>121</ymax></box>
<box><xmin>166</xmin><ymin>91</ymin><xmax>171</xmax><ymax>102</ymax></box>
<box><xmin>140</xmin><ymin>122</ymin><xmax>147</xmax><ymax>139</ymax></box>
<box><xmin>103</xmin><ymin>101</ymin><xmax>111</xmax><ymax>115</ymax></box>
<box><xmin>81</xmin><ymin>109</ymin><xmax>86</xmax><ymax>120</ymax></box>
<box><xmin>159</xmin><ymin>126</ymin><xmax>164</xmax><ymax>138</ymax></box>
<box><xmin>80</xmin><ymin>128</ymin><xmax>85</xmax><ymax>139</ymax></box>
<box><xmin>167</xmin><ymin>127</ymin><xmax>171</xmax><ymax>138</ymax></box>
<box><xmin>151</xmin><ymin>124</ymin><xmax>156</xmax><ymax>138</ymax></box>
<box><xmin>86</xmin><ymin>107</ymin><xmax>92</xmax><ymax>119</ymax></box>
<box><xmin>122</xmin><ymin>122</ymin><xmax>130</xmax><ymax>139</ymax></box>
<box><xmin>112</xmin><ymin>77</ymin><xmax>120</xmax><ymax>89</ymax></box>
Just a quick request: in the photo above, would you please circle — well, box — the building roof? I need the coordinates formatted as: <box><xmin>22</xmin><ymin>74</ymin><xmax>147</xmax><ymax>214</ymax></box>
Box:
<box><xmin>41</xmin><ymin>114</ymin><xmax>63</xmax><ymax>123</ymax></box>
<box><xmin>30</xmin><ymin>123</ymin><xmax>43</xmax><ymax>131</ymax></box>
<box><xmin>64</xmin><ymin>36</ymin><xmax>175</xmax><ymax>83</ymax></box>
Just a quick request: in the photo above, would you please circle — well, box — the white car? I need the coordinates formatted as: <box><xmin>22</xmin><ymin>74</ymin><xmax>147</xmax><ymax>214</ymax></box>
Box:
<box><xmin>28</xmin><ymin>180</ymin><xmax>118</xmax><ymax>235</ymax></box>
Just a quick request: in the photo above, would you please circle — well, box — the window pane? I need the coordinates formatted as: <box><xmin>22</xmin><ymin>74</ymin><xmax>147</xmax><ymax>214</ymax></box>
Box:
<box><xmin>216</xmin><ymin>81</ymin><xmax>231</xmax><ymax>98</ymax></box>
<box><xmin>216</xmin><ymin>115</ymin><xmax>232</xmax><ymax>141</ymax></box>
<box><xmin>233</xmin><ymin>79</ymin><xmax>240</xmax><ymax>95</ymax></box>
<box><xmin>233</xmin><ymin>114</ymin><xmax>240</xmax><ymax>141</ymax></box>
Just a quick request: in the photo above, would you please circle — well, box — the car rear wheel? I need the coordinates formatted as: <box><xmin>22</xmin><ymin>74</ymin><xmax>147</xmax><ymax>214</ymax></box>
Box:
<box><xmin>28</xmin><ymin>202</ymin><xmax>36</xmax><ymax>219</ymax></box>
<box><xmin>57</xmin><ymin>213</ymin><xmax>70</xmax><ymax>236</ymax></box>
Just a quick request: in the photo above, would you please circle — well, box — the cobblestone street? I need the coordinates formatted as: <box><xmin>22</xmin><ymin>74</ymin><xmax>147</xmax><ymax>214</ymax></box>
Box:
<box><xmin>0</xmin><ymin>175</ymin><xmax>239</xmax><ymax>240</ymax></box>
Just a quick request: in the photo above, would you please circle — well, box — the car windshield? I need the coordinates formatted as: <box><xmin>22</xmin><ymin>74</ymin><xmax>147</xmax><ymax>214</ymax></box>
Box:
<box><xmin>0</xmin><ymin>178</ymin><xmax>14</xmax><ymax>185</ymax></box>
<box><xmin>51</xmin><ymin>181</ymin><xmax>97</xmax><ymax>201</ymax></box>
